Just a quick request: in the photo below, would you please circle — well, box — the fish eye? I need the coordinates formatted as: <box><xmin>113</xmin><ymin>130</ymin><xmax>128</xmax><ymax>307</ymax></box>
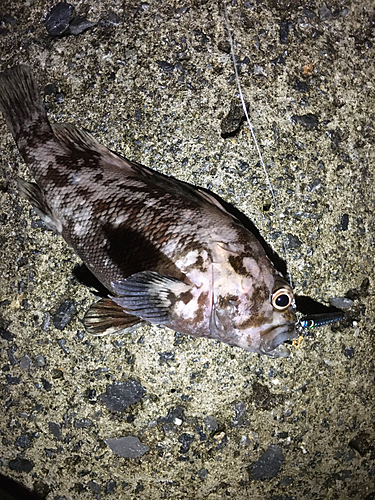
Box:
<box><xmin>271</xmin><ymin>287</ymin><xmax>293</xmax><ymax>311</ymax></box>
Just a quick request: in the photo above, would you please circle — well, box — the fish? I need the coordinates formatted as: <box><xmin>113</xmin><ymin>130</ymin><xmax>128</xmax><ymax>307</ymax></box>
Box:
<box><xmin>0</xmin><ymin>65</ymin><xmax>298</xmax><ymax>357</ymax></box>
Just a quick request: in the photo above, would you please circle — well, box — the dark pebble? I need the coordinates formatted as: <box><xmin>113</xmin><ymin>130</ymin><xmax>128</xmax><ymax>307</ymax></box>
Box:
<box><xmin>2</xmin><ymin>14</ymin><xmax>17</xmax><ymax>25</ymax></box>
<box><xmin>41</xmin><ymin>377</ymin><xmax>52</xmax><ymax>391</ymax></box>
<box><xmin>217</xmin><ymin>40</ymin><xmax>231</xmax><ymax>53</ymax></box>
<box><xmin>41</xmin><ymin>312</ymin><xmax>50</xmax><ymax>331</ymax></box>
<box><xmin>231</xmin><ymin>401</ymin><xmax>247</xmax><ymax>427</ymax></box>
<box><xmin>92</xmin><ymin>366</ymin><xmax>110</xmax><ymax>377</ymax></box>
<box><xmin>248</xmin><ymin>444</ymin><xmax>285</xmax><ymax>480</ymax></box>
<box><xmin>294</xmin><ymin>77</ymin><xmax>308</xmax><ymax>92</ymax></box>
<box><xmin>158</xmin><ymin>406</ymin><xmax>184</xmax><ymax>424</ymax></box>
<box><xmin>87</xmin><ymin>480</ymin><xmax>101</xmax><ymax>495</ymax></box>
<box><xmin>99</xmin><ymin>379</ymin><xmax>145</xmax><ymax>412</ymax></box>
<box><xmin>45</xmin><ymin>2</ymin><xmax>74</xmax><ymax>36</ymax></box>
<box><xmin>68</xmin><ymin>16</ymin><xmax>96</xmax><ymax>36</ymax></box>
<box><xmin>48</xmin><ymin>421</ymin><xmax>62</xmax><ymax>440</ymax></box>
<box><xmin>279</xmin><ymin>475</ymin><xmax>293</xmax><ymax>486</ymax></box>
<box><xmin>198</xmin><ymin>468</ymin><xmax>208</xmax><ymax>479</ymax></box>
<box><xmin>195</xmin><ymin>425</ymin><xmax>207</xmax><ymax>441</ymax></box>
<box><xmin>53</xmin><ymin>300</ymin><xmax>76</xmax><ymax>330</ymax></box>
<box><xmin>346</xmin><ymin>278</ymin><xmax>370</xmax><ymax>300</ymax></box>
<box><xmin>1</xmin><ymin>327</ymin><xmax>15</xmax><ymax>342</ymax></box>
<box><xmin>74</xmin><ymin>418</ymin><xmax>92</xmax><ymax>429</ymax></box>
<box><xmin>320</xmin><ymin>4</ymin><xmax>332</xmax><ymax>21</ymax></box>
<box><xmin>6</xmin><ymin>374</ymin><xmax>21</xmax><ymax>385</ymax></box>
<box><xmin>54</xmin><ymin>92</ymin><xmax>64</xmax><ymax>104</ymax></box>
<box><xmin>44</xmin><ymin>83</ymin><xmax>58</xmax><ymax>96</ymax></box>
<box><xmin>15</xmin><ymin>435</ymin><xmax>30</xmax><ymax>449</ymax></box>
<box><xmin>57</xmin><ymin>338</ymin><xmax>70</xmax><ymax>354</ymax></box>
<box><xmin>291</xmin><ymin>113</ymin><xmax>319</xmax><ymax>129</ymax></box>
<box><xmin>19</xmin><ymin>354</ymin><xmax>32</xmax><ymax>370</ymax></box>
<box><xmin>304</xmin><ymin>8</ymin><xmax>316</xmax><ymax>20</ymax></box>
<box><xmin>178</xmin><ymin>433</ymin><xmax>194</xmax><ymax>453</ymax></box>
<box><xmin>252</xmin><ymin>381</ymin><xmax>284</xmax><ymax>410</ymax></box>
<box><xmin>267</xmin><ymin>367</ymin><xmax>278</xmax><ymax>378</ymax></box>
<box><xmin>203</xmin><ymin>415</ymin><xmax>218</xmax><ymax>432</ymax></box>
<box><xmin>285</xmin><ymin>233</ymin><xmax>302</xmax><ymax>249</ymax></box>
<box><xmin>7</xmin><ymin>346</ymin><xmax>18</xmax><ymax>366</ymax></box>
<box><xmin>106</xmin><ymin>479</ymin><xmax>117</xmax><ymax>494</ymax></box>
<box><xmin>107</xmin><ymin>9</ymin><xmax>122</xmax><ymax>25</ymax></box>
<box><xmin>349</xmin><ymin>432</ymin><xmax>374</xmax><ymax>456</ymax></box>
<box><xmin>343</xmin><ymin>346</ymin><xmax>355</xmax><ymax>359</ymax></box>
<box><xmin>99</xmin><ymin>9</ymin><xmax>122</xmax><ymax>27</ymax></box>
<box><xmin>340</xmin><ymin>213</ymin><xmax>349</xmax><ymax>231</ymax></box>
<box><xmin>85</xmin><ymin>388</ymin><xmax>97</xmax><ymax>403</ymax></box>
<box><xmin>9</xmin><ymin>457</ymin><xmax>34</xmax><ymax>472</ymax></box>
<box><xmin>221</xmin><ymin>101</ymin><xmax>245</xmax><ymax>138</ymax></box>
<box><xmin>279</xmin><ymin>19</ymin><xmax>291</xmax><ymax>44</ymax></box>
<box><xmin>158</xmin><ymin>351</ymin><xmax>175</xmax><ymax>363</ymax></box>
<box><xmin>326</xmin><ymin>128</ymin><xmax>342</xmax><ymax>149</ymax></box>
<box><xmin>157</xmin><ymin>60</ymin><xmax>175</xmax><ymax>73</ymax></box>
<box><xmin>270</xmin><ymin>54</ymin><xmax>285</xmax><ymax>65</ymax></box>
<box><xmin>105</xmin><ymin>436</ymin><xmax>149</xmax><ymax>458</ymax></box>
<box><xmin>35</xmin><ymin>354</ymin><xmax>46</xmax><ymax>367</ymax></box>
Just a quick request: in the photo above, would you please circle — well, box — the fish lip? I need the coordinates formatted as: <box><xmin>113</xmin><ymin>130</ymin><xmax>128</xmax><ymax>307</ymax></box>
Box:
<box><xmin>259</xmin><ymin>322</ymin><xmax>297</xmax><ymax>354</ymax></box>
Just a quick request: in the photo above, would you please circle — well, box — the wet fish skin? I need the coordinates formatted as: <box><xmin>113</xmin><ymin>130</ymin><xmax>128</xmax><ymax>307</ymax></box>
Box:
<box><xmin>0</xmin><ymin>65</ymin><xmax>297</xmax><ymax>356</ymax></box>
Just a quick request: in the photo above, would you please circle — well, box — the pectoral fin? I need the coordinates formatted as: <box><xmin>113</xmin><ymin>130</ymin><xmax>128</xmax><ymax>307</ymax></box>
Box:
<box><xmin>110</xmin><ymin>271</ymin><xmax>191</xmax><ymax>323</ymax></box>
<box><xmin>83</xmin><ymin>297</ymin><xmax>144</xmax><ymax>336</ymax></box>
<box><xmin>18</xmin><ymin>178</ymin><xmax>62</xmax><ymax>233</ymax></box>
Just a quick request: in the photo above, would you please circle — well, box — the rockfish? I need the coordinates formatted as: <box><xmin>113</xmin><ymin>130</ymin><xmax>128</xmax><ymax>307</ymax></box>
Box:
<box><xmin>0</xmin><ymin>65</ymin><xmax>297</xmax><ymax>357</ymax></box>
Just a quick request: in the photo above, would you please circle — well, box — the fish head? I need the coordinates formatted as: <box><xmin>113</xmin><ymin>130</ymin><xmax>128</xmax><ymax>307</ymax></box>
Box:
<box><xmin>210</xmin><ymin>242</ymin><xmax>297</xmax><ymax>357</ymax></box>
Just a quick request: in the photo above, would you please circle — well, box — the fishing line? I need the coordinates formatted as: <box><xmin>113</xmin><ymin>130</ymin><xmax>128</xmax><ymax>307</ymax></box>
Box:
<box><xmin>221</xmin><ymin>0</ymin><xmax>293</xmax><ymax>286</ymax></box>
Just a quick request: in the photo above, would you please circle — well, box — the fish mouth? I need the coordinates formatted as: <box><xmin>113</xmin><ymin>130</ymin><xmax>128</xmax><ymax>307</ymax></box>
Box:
<box><xmin>259</xmin><ymin>323</ymin><xmax>298</xmax><ymax>358</ymax></box>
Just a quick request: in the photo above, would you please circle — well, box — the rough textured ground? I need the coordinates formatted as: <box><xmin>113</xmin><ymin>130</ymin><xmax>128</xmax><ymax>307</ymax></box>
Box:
<box><xmin>0</xmin><ymin>1</ymin><xmax>374</xmax><ymax>499</ymax></box>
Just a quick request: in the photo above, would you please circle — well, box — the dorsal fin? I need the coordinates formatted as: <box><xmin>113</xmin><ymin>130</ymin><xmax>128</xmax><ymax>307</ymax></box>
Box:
<box><xmin>52</xmin><ymin>123</ymin><xmax>111</xmax><ymax>153</ymax></box>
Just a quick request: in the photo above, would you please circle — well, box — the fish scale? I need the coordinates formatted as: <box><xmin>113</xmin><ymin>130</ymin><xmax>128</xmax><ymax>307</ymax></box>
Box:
<box><xmin>0</xmin><ymin>64</ymin><xmax>298</xmax><ymax>357</ymax></box>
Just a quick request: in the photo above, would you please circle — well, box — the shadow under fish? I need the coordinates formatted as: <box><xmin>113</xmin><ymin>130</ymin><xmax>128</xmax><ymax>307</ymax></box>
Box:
<box><xmin>0</xmin><ymin>65</ymin><xmax>343</xmax><ymax>357</ymax></box>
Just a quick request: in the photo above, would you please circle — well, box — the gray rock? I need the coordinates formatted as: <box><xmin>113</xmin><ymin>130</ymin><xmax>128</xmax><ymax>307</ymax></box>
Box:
<box><xmin>203</xmin><ymin>415</ymin><xmax>218</xmax><ymax>432</ymax></box>
<box><xmin>329</xmin><ymin>297</ymin><xmax>354</xmax><ymax>309</ymax></box>
<box><xmin>8</xmin><ymin>457</ymin><xmax>34</xmax><ymax>472</ymax></box>
<box><xmin>248</xmin><ymin>444</ymin><xmax>285</xmax><ymax>480</ymax></box>
<box><xmin>99</xmin><ymin>380</ymin><xmax>145</xmax><ymax>412</ymax></box>
<box><xmin>35</xmin><ymin>354</ymin><xmax>46</xmax><ymax>367</ymax></box>
<box><xmin>291</xmin><ymin>113</ymin><xmax>319</xmax><ymax>129</ymax></box>
<box><xmin>53</xmin><ymin>300</ymin><xmax>75</xmax><ymax>330</ymax></box>
<box><xmin>68</xmin><ymin>17</ymin><xmax>96</xmax><ymax>36</ymax></box>
<box><xmin>19</xmin><ymin>354</ymin><xmax>32</xmax><ymax>370</ymax></box>
<box><xmin>105</xmin><ymin>436</ymin><xmax>149</xmax><ymax>458</ymax></box>
<box><xmin>45</xmin><ymin>3</ymin><xmax>74</xmax><ymax>36</ymax></box>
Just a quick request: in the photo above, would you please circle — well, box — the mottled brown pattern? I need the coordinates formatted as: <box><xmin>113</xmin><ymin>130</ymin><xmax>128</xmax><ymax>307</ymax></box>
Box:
<box><xmin>178</xmin><ymin>290</ymin><xmax>194</xmax><ymax>305</ymax></box>
<box><xmin>228</xmin><ymin>254</ymin><xmax>252</xmax><ymax>277</ymax></box>
<box><xmin>194</xmin><ymin>291</ymin><xmax>208</xmax><ymax>324</ymax></box>
<box><xmin>250</xmin><ymin>285</ymin><xmax>270</xmax><ymax>315</ymax></box>
<box><xmin>217</xmin><ymin>294</ymin><xmax>239</xmax><ymax>310</ymax></box>
<box><xmin>240</xmin><ymin>312</ymin><xmax>267</xmax><ymax>330</ymax></box>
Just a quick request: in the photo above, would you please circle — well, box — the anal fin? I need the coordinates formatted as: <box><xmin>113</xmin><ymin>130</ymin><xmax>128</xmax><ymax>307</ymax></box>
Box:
<box><xmin>83</xmin><ymin>298</ymin><xmax>144</xmax><ymax>336</ymax></box>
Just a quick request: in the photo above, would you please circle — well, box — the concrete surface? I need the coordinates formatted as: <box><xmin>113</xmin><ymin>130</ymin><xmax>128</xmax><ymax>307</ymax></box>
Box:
<box><xmin>0</xmin><ymin>0</ymin><xmax>374</xmax><ymax>499</ymax></box>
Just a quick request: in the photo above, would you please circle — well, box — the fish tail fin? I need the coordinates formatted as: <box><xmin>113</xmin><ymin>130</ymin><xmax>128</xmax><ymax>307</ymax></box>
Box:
<box><xmin>0</xmin><ymin>65</ymin><xmax>52</xmax><ymax>155</ymax></box>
